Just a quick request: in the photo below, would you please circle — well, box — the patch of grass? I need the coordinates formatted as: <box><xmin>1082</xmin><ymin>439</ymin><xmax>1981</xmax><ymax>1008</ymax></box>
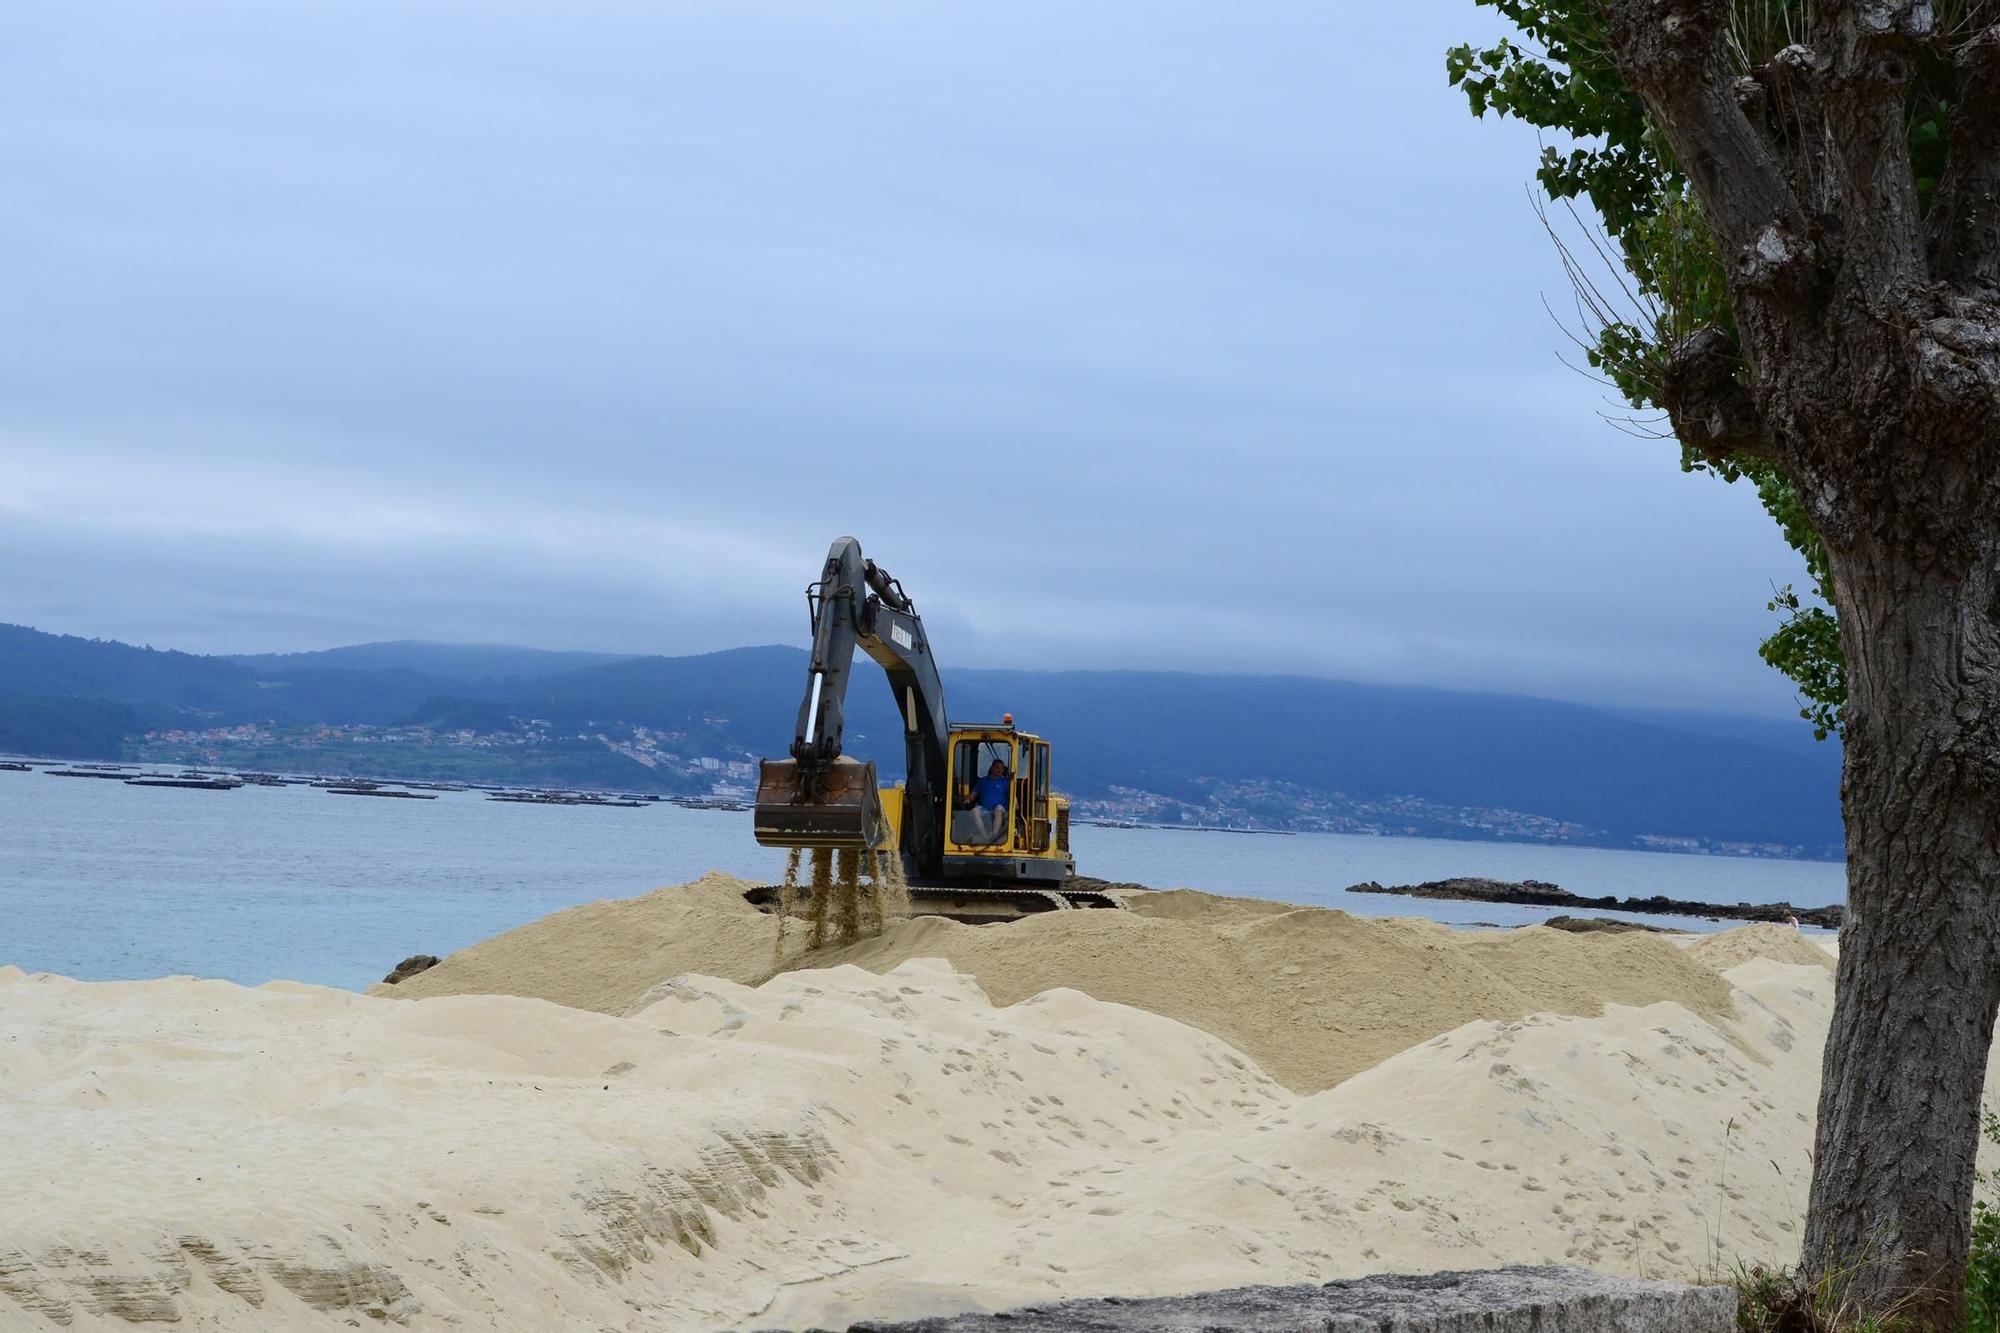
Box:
<box><xmin>1727</xmin><ymin>1108</ymin><xmax>2000</xmax><ymax>1331</ymax></box>
<box><xmin>1728</xmin><ymin>1260</ymin><xmax>1918</xmax><ymax>1332</ymax></box>
<box><xmin>1969</xmin><ymin>1199</ymin><xmax>2000</xmax><ymax>1333</ymax></box>
<box><xmin>1968</xmin><ymin>1111</ymin><xmax>2000</xmax><ymax>1332</ymax></box>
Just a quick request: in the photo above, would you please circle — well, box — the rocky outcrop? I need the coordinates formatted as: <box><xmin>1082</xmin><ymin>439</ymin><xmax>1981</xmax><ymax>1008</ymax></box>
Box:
<box><xmin>826</xmin><ymin>1267</ymin><xmax>1736</xmax><ymax>1331</ymax></box>
<box><xmin>1349</xmin><ymin>876</ymin><xmax>1843</xmax><ymax>929</ymax></box>
<box><xmin>380</xmin><ymin>954</ymin><xmax>440</xmax><ymax>985</ymax></box>
<box><xmin>1539</xmin><ymin>915</ymin><xmax>1669</xmax><ymax>934</ymax></box>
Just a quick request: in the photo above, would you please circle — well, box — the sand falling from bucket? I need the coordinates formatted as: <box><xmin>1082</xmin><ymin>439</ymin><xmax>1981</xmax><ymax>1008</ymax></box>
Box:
<box><xmin>774</xmin><ymin>848</ymin><xmax>805</xmax><ymax>956</ymax></box>
<box><xmin>806</xmin><ymin>848</ymin><xmax>835</xmax><ymax>948</ymax></box>
<box><xmin>774</xmin><ymin>845</ymin><xmax>907</xmax><ymax>955</ymax></box>
<box><xmin>836</xmin><ymin>848</ymin><xmax>865</xmax><ymax>941</ymax></box>
<box><xmin>873</xmin><ymin>849</ymin><xmax>911</xmax><ymax>924</ymax></box>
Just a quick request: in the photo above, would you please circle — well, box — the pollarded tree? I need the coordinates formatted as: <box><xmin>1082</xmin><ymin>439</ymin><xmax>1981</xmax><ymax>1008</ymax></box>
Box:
<box><xmin>1453</xmin><ymin>1</ymin><xmax>2000</xmax><ymax>1325</ymax></box>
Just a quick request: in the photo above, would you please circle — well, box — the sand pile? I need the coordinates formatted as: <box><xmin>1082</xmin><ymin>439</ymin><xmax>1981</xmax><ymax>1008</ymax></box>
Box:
<box><xmin>375</xmin><ymin>870</ymin><xmax>778</xmax><ymax>1014</ymax></box>
<box><xmin>1685</xmin><ymin>923</ymin><xmax>1836</xmax><ymax>972</ymax></box>
<box><xmin>386</xmin><ymin>876</ymin><xmax>1734</xmax><ymax>1091</ymax></box>
<box><xmin>1118</xmin><ymin>887</ymin><xmax>1299</xmax><ymax>921</ymax></box>
<box><xmin>0</xmin><ymin>953</ymin><xmax>1864</xmax><ymax>1331</ymax></box>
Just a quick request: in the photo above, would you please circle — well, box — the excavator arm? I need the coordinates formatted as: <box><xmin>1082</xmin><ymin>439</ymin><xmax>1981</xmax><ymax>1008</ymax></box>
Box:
<box><xmin>754</xmin><ymin>537</ymin><xmax>949</xmax><ymax>870</ymax></box>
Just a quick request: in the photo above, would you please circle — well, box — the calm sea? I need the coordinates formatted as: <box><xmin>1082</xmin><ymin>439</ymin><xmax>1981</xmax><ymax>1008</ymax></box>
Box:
<box><xmin>0</xmin><ymin>766</ymin><xmax>1847</xmax><ymax>990</ymax></box>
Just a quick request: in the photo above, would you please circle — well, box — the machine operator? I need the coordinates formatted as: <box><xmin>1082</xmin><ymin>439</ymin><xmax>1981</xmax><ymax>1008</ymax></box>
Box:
<box><xmin>969</xmin><ymin>759</ymin><xmax>1010</xmax><ymax>843</ymax></box>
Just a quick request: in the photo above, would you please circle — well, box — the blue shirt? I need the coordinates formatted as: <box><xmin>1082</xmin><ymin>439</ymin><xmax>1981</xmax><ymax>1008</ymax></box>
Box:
<box><xmin>974</xmin><ymin>775</ymin><xmax>1010</xmax><ymax>809</ymax></box>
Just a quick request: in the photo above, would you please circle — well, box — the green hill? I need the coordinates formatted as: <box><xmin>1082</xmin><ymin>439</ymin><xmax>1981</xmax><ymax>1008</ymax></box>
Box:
<box><xmin>0</xmin><ymin>696</ymin><xmax>143</xmax><ymax>760</ymax></box>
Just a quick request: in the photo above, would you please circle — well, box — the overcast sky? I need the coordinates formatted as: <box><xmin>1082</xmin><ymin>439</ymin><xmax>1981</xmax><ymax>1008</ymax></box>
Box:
<box><xmin>1</xmin><ymin>3</ymin><xmax>1813</xmax><ymax>715</ymax></box>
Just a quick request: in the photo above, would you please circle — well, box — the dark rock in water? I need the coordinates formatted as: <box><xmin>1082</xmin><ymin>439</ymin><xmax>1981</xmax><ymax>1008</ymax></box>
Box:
<box><xmin>1538</xmin><ymin>915</ymin><xmax>1669</xmax><ymax>934</ymax></box>
<box><xmin>812</xmin><ymin>1266</ymin><xmax>1735</xmax><ymax>1331</ymax></box>
<box><xmin>381</xmin><ymin>954</ymin><xmax>441</xmax><ymax>985</ymax></box>
<box><xmin>1348</xmin><ymin>876</ymin><xmax>1843</xmax><ymax>929</ymax></box>
<box><xmin>1062</xmin><ymin>875</ymin><xmax>1154</xmax><ymax>897</ymax></box>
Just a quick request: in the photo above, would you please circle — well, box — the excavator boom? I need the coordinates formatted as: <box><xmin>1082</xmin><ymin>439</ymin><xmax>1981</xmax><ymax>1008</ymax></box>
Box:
<box><xmin>753</xmin><ymin>537</ymin><xmax>946</xmax><ymax>865</ymax></box>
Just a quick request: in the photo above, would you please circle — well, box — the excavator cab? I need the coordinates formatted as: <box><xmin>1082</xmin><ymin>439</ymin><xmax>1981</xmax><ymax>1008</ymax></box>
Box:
<box><xmin>943</xmin><ymin>722</ymin><xmax>1061</xmax><ymax>863</ymax></box>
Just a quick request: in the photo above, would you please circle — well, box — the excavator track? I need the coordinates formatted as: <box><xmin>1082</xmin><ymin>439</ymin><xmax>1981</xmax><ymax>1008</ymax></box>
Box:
<box><xmin>744</xmin><ymin>878</ymin><xmax>1130</xmax><ymax>924</ymax></box>
<box><xmin>904</xmin><ymin>882</ymin><xmax>1128</xmax><ymax>922</ymax></box>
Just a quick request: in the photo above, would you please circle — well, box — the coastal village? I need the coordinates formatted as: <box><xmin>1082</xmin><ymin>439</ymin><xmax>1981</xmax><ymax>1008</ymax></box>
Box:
<box><xmin>133</xmin><ymin>718</ymin><xmax>1831</xmax><ymax>858</ymax></box>
<box><xmin>140</xmin><ymin>719</ymin><xmax>766</xmax><ymax>800</ymax></box>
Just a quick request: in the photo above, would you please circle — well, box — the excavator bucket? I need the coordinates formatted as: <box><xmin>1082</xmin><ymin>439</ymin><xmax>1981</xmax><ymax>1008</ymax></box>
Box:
<box><xmin>753</xmin><ymin>756</ymin><xmax>891</xmax><ymax>851</ymax></box>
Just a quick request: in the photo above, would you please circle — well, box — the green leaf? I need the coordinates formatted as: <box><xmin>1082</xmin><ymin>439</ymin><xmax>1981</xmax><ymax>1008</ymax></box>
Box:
<box><xmin>1445</xmin><ymin>0</ymin><xmax>1853</xmax><ymax>738</ymax></box>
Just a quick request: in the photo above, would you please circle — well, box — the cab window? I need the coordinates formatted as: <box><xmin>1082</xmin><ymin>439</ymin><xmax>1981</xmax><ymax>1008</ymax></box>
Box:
<box><xmin>950</xmin><ymin>736</ymin><xmax>1016</xmax><ymax>847</ymax></box>
<box><xmin>953</xmin><ymin>738</ymin><xmax>1014</xmax><ymax>796</ymax></box>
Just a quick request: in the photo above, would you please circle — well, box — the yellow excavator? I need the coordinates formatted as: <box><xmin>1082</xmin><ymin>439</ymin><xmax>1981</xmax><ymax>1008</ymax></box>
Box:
<box><xmin>751</xmin><ymin>536</ymin><xmax>1123</xmax><ymax>920</ymax></box>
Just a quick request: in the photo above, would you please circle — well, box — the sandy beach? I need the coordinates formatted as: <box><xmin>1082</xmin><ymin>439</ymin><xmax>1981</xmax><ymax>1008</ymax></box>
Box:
<box><xmin>0</xmin><ymin>876</ymin><xmax>1965</xmax><ymax>1330</ymax></box>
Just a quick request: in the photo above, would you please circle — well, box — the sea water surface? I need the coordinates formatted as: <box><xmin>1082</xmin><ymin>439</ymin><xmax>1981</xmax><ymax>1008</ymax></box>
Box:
<box><xmin>0</xmin><ymin>765</ymin><xmax>1847</xmax><ymax>990</ymax></box>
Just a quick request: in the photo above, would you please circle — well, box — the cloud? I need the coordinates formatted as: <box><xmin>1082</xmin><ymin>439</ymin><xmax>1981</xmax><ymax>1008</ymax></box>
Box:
<box><xmin>0</xmin><ymin>2</ymin><xmax>1814</xmax><ymax>714</ymax></box>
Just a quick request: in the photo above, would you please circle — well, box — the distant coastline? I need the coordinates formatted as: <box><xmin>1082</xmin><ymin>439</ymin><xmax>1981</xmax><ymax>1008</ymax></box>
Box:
<box><xmin>0</xmin><ymin>624</ymin><xmax>1847</xmax><ymax>862</ymax></box>
<box><xmin>4</xmin><ymin>745</ymin><xmax>1842</xmax><ymax>863</ymax></box>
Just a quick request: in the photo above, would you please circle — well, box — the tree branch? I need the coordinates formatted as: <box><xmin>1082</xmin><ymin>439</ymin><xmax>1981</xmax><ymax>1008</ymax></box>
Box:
<box><xmin>1661</xmin><ymin>326</ymin><xmax>1776</xmax><ymax>462</ymax></box>
<box><xmin>1929</xmin><ymin>25</ymin><xmax>2000</xmax><ymax>293</ymax></box>
<box><xmin>1606</xmin><ymin>0</ymin><xmax>1811</xmax><ymax>287</ymax></box>
<box><xmin>1734</xmin><ymin>45</ymin><xmax>1823</xmax><ymax>205</ymax></box>
<box><xmin>1734</xmin><ymin>71</ymin><xmax>1784</xmax><ymax>168</ymax></box>
<box><xmin>1818</xmin><ymin>0</ymin><xmax>1931</xmax><ymax>292</ymax></box>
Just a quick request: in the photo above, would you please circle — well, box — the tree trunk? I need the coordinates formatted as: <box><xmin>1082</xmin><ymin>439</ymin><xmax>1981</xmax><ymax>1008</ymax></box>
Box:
<box><xmin>1581</xmin><ymin>1</ymin><xmax>2000</xmax><ymax>1321</ymax></box>
<box><xmin>1803</xmin><ymin>535</ymin><xmax>2000</xmax><ymax>1327</ymax></box>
